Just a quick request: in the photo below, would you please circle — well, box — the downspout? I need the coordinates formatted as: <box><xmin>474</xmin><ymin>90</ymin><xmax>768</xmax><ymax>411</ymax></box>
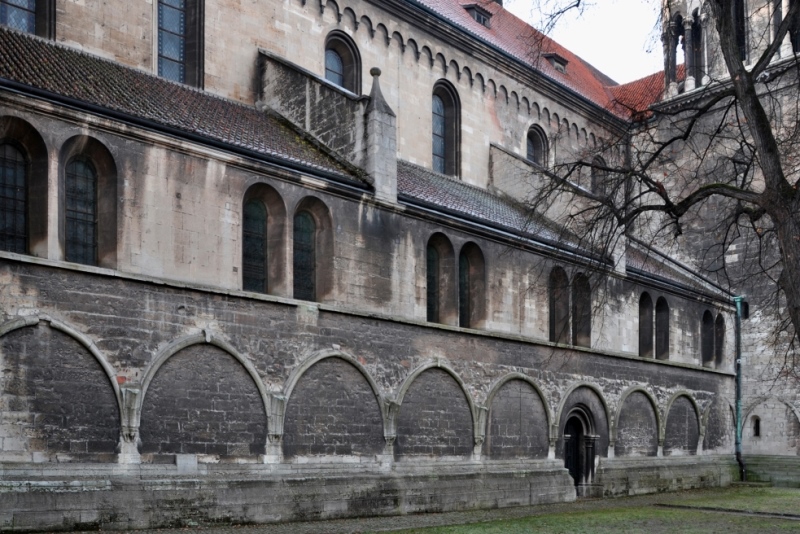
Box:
<box><xmin>734</xmin><ymin>296</ymin><xmax>747</xmax><ymax>482</ymax></box>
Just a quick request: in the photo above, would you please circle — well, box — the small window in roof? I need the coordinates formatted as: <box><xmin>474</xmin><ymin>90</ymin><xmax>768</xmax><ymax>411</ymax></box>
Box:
<box><xmin>464</xmin><ymin>5</ymin><xmax>491</xmax><ymax>28</ymax></box>
<box><xmin>543</xmin><ymin>53</ymin><xmax>569</xmax><ymax>74</ymax></box>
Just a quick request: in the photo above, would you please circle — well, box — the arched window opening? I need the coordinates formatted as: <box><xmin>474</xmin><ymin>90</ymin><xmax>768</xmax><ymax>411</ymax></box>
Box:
<box><xmin>701</xmin><ymin>310</ymin><xmax>714</xmax><ymax>367</ymax></box>
<box><xmin>293</xmin><ymin>210</ymin><xmax>316</xmax><ymax>301</ymax></box>
<box><xmin>655</xmin><ymin>297</ymin><xmax>670</xmax><ymax>360</ymax></box>
<box><xmin>242</xmin><ymin>200</ymin><xmax>267</xmax><ymax>293</ymax></box>
<box><xmin>526</xmin><ymin>126</ymin><xmax>547</xmax><ymax>167</ymax></box>
<box><xmin>714</xmin><ymin>314</ymin><xmax>726</xmax><ymax>367</ymax></box>
<box><xmin>549</xmin><ymin>267</ymin><xmax>570</xmax><ymax>344</ymax></box>
<box><xmin>735</xmin><ymin>0</ymin><xmax>747</xmax><ymax>61</ymax></box>
<box><xmin>65</xmin><ymin>157</ymin><xmax>98</xmax><ymax>266</ymax></box>
<box><xmin>458</xmin><ymin>251</ymin><xmax>470</xmax><ymax>328</ymax></box>
<box><xmin>752</xmin><ymin>416</ymin><xmax>761</xmax><ymax>437</ymax></box>
<box><xmin>0</xmin><ymin>143</ymin><xmax>27</xmax><ymax>254</ymax></box>
<box><xmin>432</xmin><ymin>82</ymin><xmax>460</xmax><ymax>176</ymax></box>
<box><xmin>324</xmin><ymin>31</ymin><xmax>360</xmax><ymax>93</ymax></box>
<box><xmin>158</xmin><ymin>0</ymin><xmax>203</xmax><ymax>86</ymax></box>
<box><xmin>667</xmin><ymin>14</ymin><xmax>684</xmax><ymax>87</ymax></box>
<box><xmin>690</xmin><ymin>11</ymin><xmax>704</xmax><ymax>86</ymax></box>
<box><xmin>591</xmin><ymin>156</ymin><xmax>607</xmax><ymax>197</ymax></box>
<box><xmin>427</xmin><ymin>244</ymin><xmax>440</xmax><ymax>323</ymax></box>
<box><xmin>572</xmin><ymin>274</ymin><xmax>591</xmax><ymax>348</ymax></box>
<box><xmin>639</xmin><ymin>292</ymin><xmax>654</xmax><ymax>358</ymax></box>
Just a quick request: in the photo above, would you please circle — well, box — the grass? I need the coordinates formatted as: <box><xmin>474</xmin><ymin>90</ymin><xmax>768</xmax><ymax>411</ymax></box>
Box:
<box><xmin>666</xmin><ymin>485</ymin><xmax>800</xmax><ymax>516</ymax></box>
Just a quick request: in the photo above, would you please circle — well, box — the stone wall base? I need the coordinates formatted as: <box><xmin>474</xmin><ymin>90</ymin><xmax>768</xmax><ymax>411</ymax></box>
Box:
<box><xmin>744</xmin><ymin>455</ymin><xmax>800</xmax><ymax>487</ymax></box>
<box><xmin>597</xmin><ymin>455</ymin><xmax>738</xmax><ymax>496</ymax></box>
<box><xmin>0</xmin><ymin>456</ymin><xmax>738</xmax><ymax>531</ymax></box>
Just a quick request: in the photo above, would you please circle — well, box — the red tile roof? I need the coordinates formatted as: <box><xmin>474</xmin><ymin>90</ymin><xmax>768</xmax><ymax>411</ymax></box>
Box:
<box><xmin>415</xmin><ymin>0</ymin><xmax>669</xmax><ymax>118</ymax></box>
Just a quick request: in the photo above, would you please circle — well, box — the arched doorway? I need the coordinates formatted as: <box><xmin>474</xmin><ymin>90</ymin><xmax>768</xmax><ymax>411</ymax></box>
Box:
<box><xmin>563</xmin><ymin>407</ymin><xmax>598</xmax><ymax>494</ymax></box>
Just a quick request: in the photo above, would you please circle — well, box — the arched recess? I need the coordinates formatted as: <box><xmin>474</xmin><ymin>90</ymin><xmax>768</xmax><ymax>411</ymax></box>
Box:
<box><xmin>292</xmin><ymin>196</ymin><xmax>334</xmax><ymax>302</ymax></box>
<box><xmin>702</xmin><ymin>397</ymin><xmax>734</xmax><ymax>453</ymax></box>
<box><xmin>549</xmin><ymin>266</ymin><xmax>569</xmax><ymax>344</ymax></box>
<box><xmin>282</xmin><ymin>353</ymin><xmax>385</xmax><ymax>458</ymax></box>
<box><xmin>701</xmin><ymin>310</ymin><xmax>714</xmax><ymax>367</ymax></box>
<box><xmin>394</xmin><ymin>362</ymin><xmax>475</xmax><ymax>459</ymax></box>
<box><xmin>426</xmin><ymin>232</ymin><xmax>457</xmax><ymax>326</ymax></box>
<box><xmin>614</xmin><ymin>388</ymin><xmax>659</xmax><ymax>457</ymax></box>
<box><xmin>0</xmin><ymin>316</ymin><xmax>121</xmax><ymax>461</ymax></box>
<box><xmin>241</xmin><ymin>183</ymin><xmax>288</xmax><ymax>296</ymax></box>
<box><xmin>458</xmin><ymin>242</ymin><xmax>486</xmax><ymax>329</ymax></box>
<box><xmin>59</xmin><ymin>135</ymin><xmax>118</xmax><ymax>268</ymax></box>
<box><xmin>663</xmin><ymin>392</ymin><xmax>701</xmax><ymax>456</ymax></box>
<box><xmin>324</xmin><ymin>30</ymin><xmax>361</xmax><ymax>94</ymax></box>
<box><xmin>0</xmin><ymin>116</ymin><xmax>48</xmax><ymax>256</ymax></box>
<box><xmin>555</xmin><ymin>383</ymin><xmax>611</xmax><ymax>459</ymax></box>
<box><xmin>139</xmin><ymin>334</ymin><xmax>268</xmax><ymax>460</ymax></box>
<box><xmin>432</xmin><ymin>79</ymin><xmax>460</xmax><ymax>177</ymax></box>
<box><xmin>639</xmin><ymin>292</ymin><xmax>654</xmax><ymax>358</ymax></box>
<box><xmin>484</xmin><ymin>375</ymin><xmax>550</xmax><ymax>459</ymax></box>
<box><xmin>138</xmin><ymin>331</ymin><xmax>270</xmax><ymax>432</ymax></box>
<box><xmin>571</xmin><ymin>273</ymin><xmax>591</xmax><ymax>348</ymax></box>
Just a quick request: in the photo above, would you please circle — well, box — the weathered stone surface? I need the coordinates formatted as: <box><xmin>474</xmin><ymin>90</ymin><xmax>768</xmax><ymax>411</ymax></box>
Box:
<box><xmin>486</xmin><ymin>379</ymin><xmax>549</xmax><ymax>459</ymax></box>
<box><xmin>616</xmin><ymin>392</ymin><xmax>659</xmax><ymax>457</ymax></box>
<box><xmin>664</xmin><ymin>396</ymin><xmax>700</xmax><ymax>456</ymax></box>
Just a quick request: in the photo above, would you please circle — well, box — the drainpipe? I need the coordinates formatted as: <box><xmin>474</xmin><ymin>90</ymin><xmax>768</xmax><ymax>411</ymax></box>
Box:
<box><xmin>734</xmin><ymin>296</ymin><xmax>748</xmax><ymax>482</ymax></box>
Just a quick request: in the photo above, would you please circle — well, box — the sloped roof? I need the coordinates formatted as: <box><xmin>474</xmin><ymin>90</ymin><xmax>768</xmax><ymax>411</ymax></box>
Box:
<box><xmin>609</xmin><ymin>65</ymin><xmax>684</xmax><ymax>119</ymax></box>
<box><xmin>414</xmin><ymin>0</ymin><xmax>619</xmax><ymax>110</ymax></box>
<box><xmin>0</xmin><ymin>26</ymin><xmax>357</xmax><ymax>180</ymax></box>
<box><xmin>626</xmin><ymin>240</ymin><xmax>729</xmax><ymax>297</ymax></box>
<box><xmin>398</xmin><ymin>160</ymin><xmax>579</xmax><ymax>247</ymax></box>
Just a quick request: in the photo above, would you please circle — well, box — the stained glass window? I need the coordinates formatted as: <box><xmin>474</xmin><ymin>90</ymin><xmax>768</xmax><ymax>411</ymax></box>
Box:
<box><xmin>0</xmin><ymin>0</ymin><xmax>35</xmax><ymax>34</ymax></box>
<box><xmin>0</xmin><ymin>143</ymin><xmax>27</xmax><ymax>253</ymax></box>
<box><xmin>293</xmin><ymin>211</ymin><xmax>316</xmax><ymax>301</ymax></box>
<box><xmin>158</xmin><ymin>0</ymin><xmax>186</xmax><ymax>83</ymax></box>
<box><xmin>65</xmin><ymin>158</ymin><xmax>97</xmax><ymax>266</ymax></box>
<box><xmin>243</xmin><ymin>200</ymin><xmax>267</xmax><ymax>293</ymax></box>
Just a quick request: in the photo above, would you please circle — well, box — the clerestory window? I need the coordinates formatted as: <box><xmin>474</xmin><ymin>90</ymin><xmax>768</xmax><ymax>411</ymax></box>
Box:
<box><xmin>158</xmin><ymin>0</ymin><xmax>203</xmax><ymax>86</ymax></box>
<box><xmin>0</xmin><ymin>0</ymin><xmax>54</xmax><ymax>37</ymax></box>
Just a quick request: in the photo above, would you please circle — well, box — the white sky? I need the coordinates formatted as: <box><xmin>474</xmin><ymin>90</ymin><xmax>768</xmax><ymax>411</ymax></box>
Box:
<box><xmin>504</xmin><ymin>0</ymin><xmax>665</xmax><ymax>84</ymax></box>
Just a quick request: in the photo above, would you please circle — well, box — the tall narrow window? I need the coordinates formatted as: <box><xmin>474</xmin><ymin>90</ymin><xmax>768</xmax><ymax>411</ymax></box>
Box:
<box><xmin>701</xmin><ymin>310</ymin><xmax>714</xmax><ymax>367</ymax></box>
<box><xmin>549</xmin><ymin>267</ymin><xmax>569</xmax><ymax>344</ymax></box>
<box><xmin>655</xmin><ymin>297</ymin><xmax>670</xmax><ymax>360</ymax></box>
<box><xmin>0</xmin><ymin>143</ymin><xmax>27</xmax><ymax>254</ymax></box>
<box><xmin>639</xmin><ymin>293</ymin><xmax>654</xmax><ymax>358</ymax></box>
<box><xmin>158</xmin><ymin>0</ymin><xmax>202</xmax><ymax>86</ymax></box>
<box><xmin>773</xmin><ymin>0</ymin><xmax>783</xmax><ymax>46</ymax></box>
<box><xmin>432</xmin><ymin>82</ymin><xmax>459</xmax><ymax>176</ymax></box>
<box><xmin>426</xmin><ymin>244</ymin><xmax>440</xmax><ymax>323</ymax></box>
<box><xmin>324</xmin><ymin>32</ymin><xmax>360</xmax><ymax>93</ymax></box>
<box><xmin>65</xmin><ymin>158</ymin><xmax>97</xmax><ymax>266</ymax></box>
<box><xmin>458</xmin><ymin>250</ymin><xmax>470</xmax><ymax>328</ymax></box>
<box><xmin>243</xmin><ymin>200</ymin><xmax>267</xmax><ymax>293</ymax></box>
<box><xmin>526</xmin><ymin>126</ymin><xmax>547</xmax><ymax>167</ymax></box>
<box><xmin>0</xmin><ymin>0</ymin><xmax>35</xmax><ymax>33</ymax></box>
<box><xmin>735</xmin><ymin>0</ymin><xmax>747</xmax><ymax>61</ymax></box>
<box><xmin>293</xmin><ymin>210</ymin><xmax>316</xmax><ymax>301</ymax></box>
<box><xmin>571</xmin><ymin>274</ymin><xmax>591</xmax><ymax>348</ymax></box>
<box><xmin>591</xmin><ymin>156</ymin><xmax>607</xmax><ymax>197</ymax></box>
<box><xmin>752</xmin><ymin>416</ymin><xmax>761</xmax><ymax>437</ymax></box>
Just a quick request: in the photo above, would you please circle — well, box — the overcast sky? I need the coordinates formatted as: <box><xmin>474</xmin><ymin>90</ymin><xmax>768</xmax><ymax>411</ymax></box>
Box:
<box><xmin>504</xmin><ymin>0</ymin><xmax>664</xmax><ymax>84</ymax></box>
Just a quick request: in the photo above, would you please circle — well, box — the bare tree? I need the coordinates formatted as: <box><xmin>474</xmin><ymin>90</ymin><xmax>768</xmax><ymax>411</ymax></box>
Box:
<box><xmin>524</xmin><ymin>0</ymin><xmax>800</xmax><ymax>377</ymax></box>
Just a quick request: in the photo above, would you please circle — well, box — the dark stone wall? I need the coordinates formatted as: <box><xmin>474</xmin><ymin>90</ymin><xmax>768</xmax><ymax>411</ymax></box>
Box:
<box><xmin>283</xmin><ymin>357</ymin><xmax>384</xmax><ymax>458</ymax></box>
<box><xmin>486</xmin><ymin>379</ymin><xmax>549</xmax><ymax>459</ymax></box>
<box><xmin>139</xmin><ymin>344</ymin><xmax>267</xmax><ymax>460</ymax></box>
<box><xmin>556</xmin><ymin>387</ymin><xmax>609</xmax><ymax>458</ymax></box>
<box><xmin>664</xmin><ymin>396</ymin><xmax>699</xmax><ymax>456</ymax></box>
<box><xmin>616</xmin><ymin>392</ymin><xmax>658</xmax><ymax>457</ymax></box>
<box><xmin>703</xmin><ymin>399</ymin><xmax>734</xmax><ymax>453</ymax></box>
<box><xmin>0</xmin><ymin>324</ymin><xmax>119</xmax><ymax>460</ymax></box>
<box><xmin>395</xmin><ymin>369</ymin><xmax>473</xmax><ymax>459</ymax></box>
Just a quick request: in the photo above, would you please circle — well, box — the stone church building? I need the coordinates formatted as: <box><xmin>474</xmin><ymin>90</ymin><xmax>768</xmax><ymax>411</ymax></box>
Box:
<box><xmin>0</xmin><ymin>0</ymin><xmax>795</xmax><ymax>529</ymax></box>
